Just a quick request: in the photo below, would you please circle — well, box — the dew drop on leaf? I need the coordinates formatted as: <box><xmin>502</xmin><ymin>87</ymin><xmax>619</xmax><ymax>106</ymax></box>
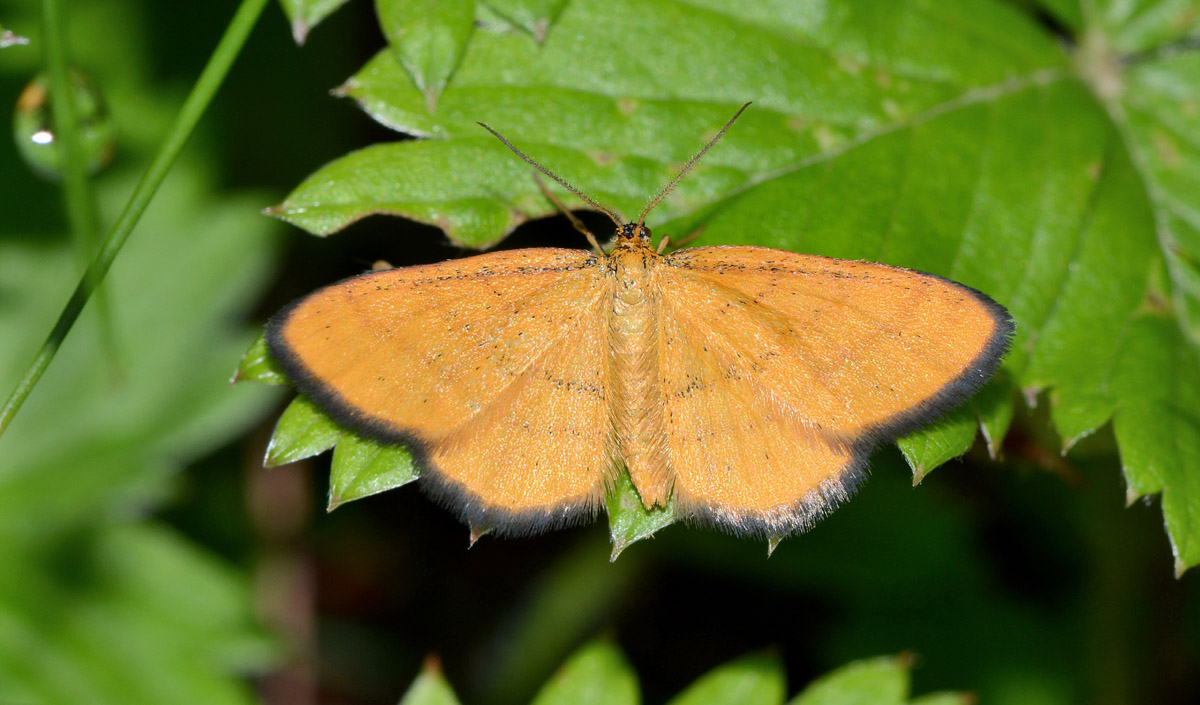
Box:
<box><xmin>13</xmin><ymin>68</ymin><xmax>116</xmax><ymax>180</ymax></box>
<box><xmin>0</xmin><ymin>24</ymin><xmax>30</xmax><ymax>48</ymax></box>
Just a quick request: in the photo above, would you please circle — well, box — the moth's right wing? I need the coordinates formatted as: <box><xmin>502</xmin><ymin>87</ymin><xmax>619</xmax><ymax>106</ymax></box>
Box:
<box><xmin>267</xmin><ymin>248</ymin><xmax>614</xmax><ymax>531</ymax></box>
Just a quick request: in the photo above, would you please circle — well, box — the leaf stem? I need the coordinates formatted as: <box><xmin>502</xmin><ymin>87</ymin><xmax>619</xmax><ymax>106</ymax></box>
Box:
<box><xmin>42</xmin><ymin>0</ymin><xmax>120</xmax><ymax>376</ymax></box>
<box><xmin>0</xmin><ymin>0</ymin><xmax>270</xmax><ymax>437</ymax></box>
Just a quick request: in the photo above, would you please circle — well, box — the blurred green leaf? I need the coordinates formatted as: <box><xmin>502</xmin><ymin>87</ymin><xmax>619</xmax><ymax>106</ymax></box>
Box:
<box><xmin>1089</xmin><ymin>0</ymin><xmax>1200</xmax><ymax>53</ymax></box>
<box><xmin>789</xmin><ymin>655</ymin><xmax>910</xmax><ymax>705</ymax></box>
<box><xmin>399</xmin><ymin>645</ymin><xmax>972</xmax><ymax>705</ymax></box>
<box><xmin>528</xmin><ymin>640</ymin><xmax>638</xmax><ymax>705</ymax></box>
<box><xmin>0</xmin><ymin>1</ymin><xmax>283</xmax><ymax>700</ymax></box>
<box><xmin>908</xmin><ymin>695</ymin><xmax>972</xmax><ymax>705</ymax></box>
<box><xmin>0</xmin><ymin>166</ymin><xmax>280</xmax><ymax>536</ymax></box>
<box><xmin>266</xmin><ymin>0</ymin><xmax>1200</xmax><ymax>570</ymax></box>
<box><xmin>398</xmin><ymin>658</ymin><xmax>462</xmax><ymax>705</ymax></box>
<box><xmin>278</xmin><ymin>0</ymin><xmax>350</xmax><ymax>44</ymax></box>
<box><xmin>666</xmin><ymin>652</ymin><xmax>785</xmax><ymax>705</ymax></box>
<box><xmin>0</xmin><ymin>521</ymin><xmax>271</xmax><ymax>704</ymax></box>
<box><xmin>1019</xmin><ymin>0</ymin><xmax>1083</xmax><ymax>31</ymax></box>
<box><xmin>377</xmin><ymin>0</ymin><xmax>475</xmax><ymax>111</ymax></box>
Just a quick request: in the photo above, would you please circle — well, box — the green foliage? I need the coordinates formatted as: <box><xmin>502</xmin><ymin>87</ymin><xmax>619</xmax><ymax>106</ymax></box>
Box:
<box><xmin>261</xmin><ymin>0</ymin><xmax>1200</xmax><ymax>572</ymax></box>
<box><xmin>0</xmin><ymin>524</ymin><xmax>272</xmax><ymax>705</ymax></box>
<box><xmin>377</xmin><ymin>0</ymin><xmax>475</xmax><ymax>111</ymax></box>
<box><xmin>666</xmin><ymin>652</ymin><xmax>784</xmax><ymax>705</ymax></box>
<box><xmin>0</xmin><ymin>143</ymin><xmax>278</xmax><ymax>704</ymax></box>
<box><xmin>232</xmin><ymin>335</ymin><xmax>288</xmax><ymax>386</ymax></box>
<box><xmin>393</xmin><ymin>642</ymin><xmax>966</xmax><ymax>705</ymax></box>
<box><xmin>6</xmin><ymin>1</ymin><xmax>1200</xmax><ymax>703</ymax></box>
<box><xmin>0</xmin><ymin>1</ymin><xmax>280</xmax><ymax>700</ymax></box>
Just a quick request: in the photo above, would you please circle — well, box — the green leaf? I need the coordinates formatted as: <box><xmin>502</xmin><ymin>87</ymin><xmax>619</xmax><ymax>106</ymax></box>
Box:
<box><xmin>529</xmin><ymin>640</ymin><xmax>638</xmax><ymax>705</ymax></box>
<box><xmin>1110</xmin><ymin>308</ymin><xmax>1200</xmax><ymax>575</ymax></box>
<box><xmin>329</xmin><ymin>432</ymin><xmax>419</xmax><ymax>510</ymax></box>
<box><xmin>908</xmin><ymin>695</ymin><xmax>973</xmax><ymax>705</ymax></box>
<box><xmin>898</xmin><ymin>375</ymin><xmax>1016</xmax><ymax>482</ymax></box>
<box><xmin>232</xmin><ymin>334</ymin><xmax>288</xmax><ymax>385</ymax></box>
<box><xmin>1076</xmin><ymin>3</ymin><xmax>1200</xmax><ymax>569</ymax></box>
<box><xmin>268</xmin><ymin>139</ymin><xmax>535</xmax><ymax>245</ymax></box>
<box><xmin>398</xmin><ymin>658</ymin><xmax>462</xmax><ymax>705</ymax></box>
<box><xmin>1090</xmin><ymin>0</ymin><xmax>1200</xmax><ymax>53</ymax></box>
<box><xmin>1020</xmin><ymin>0</ymin><xmax>1083</xmax><ymax>31</ymax></box>
<box><xmin>264</xmin><ymin>395</ymin><xmax>345</xmax><ymax>467</ymax></box>
<box><xmin>278</xmin><ymin>0</ymin><xmax>350</xmax><ymax>44</ymax></box>
<box><xmin>481</xmin><ymin>0</ymin><xmax>568</xmax><ymax>41</ymax></box>
<box><xmin>788</xmin><ymin>655</ymin><xmax>910</xmax><ymax>705</ymax></box>
<box><xmin>396</xmin><ymin>646</ymin><xmax>974</xmax><ymax>705</ymax></box>
<box><xmin>377</xmin><ymin>0</ymin><xmax>475</xmax><ymax>111</ymax></box>
<box><xmin>1120</xmin><ymin>48</ymin><xmax>1200</xmax><ymax>337</ymax></box>
<box><xmin>606</xmin><ymin>468</ymin><xmax>676</xmax><ymax>560</ymax></box>
<box><xmin>898</xmin><ymin>405</ymin><xmax>978</xmax><ymax>484</ymax></box>
<box><xmin>973</xmin><ymin>376</ymin><xmax>1017</xmax><ymax>459</ymax></box>
<box><xmin>301</xmin><ymin>0</ymin><xmax>1063</xmax><ymax>248</ymax></box>
<box><xmin>666</xmin><ymin>652</ymin><xmax>785</xmax><ymax>705</ymax></box>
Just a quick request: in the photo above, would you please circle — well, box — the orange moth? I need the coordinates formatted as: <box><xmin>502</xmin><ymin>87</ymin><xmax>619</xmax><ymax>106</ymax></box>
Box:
<box><xmin>266</xmin><ymin>105</ymin><xmax>1013</xmax><ymax>539</ymax></box>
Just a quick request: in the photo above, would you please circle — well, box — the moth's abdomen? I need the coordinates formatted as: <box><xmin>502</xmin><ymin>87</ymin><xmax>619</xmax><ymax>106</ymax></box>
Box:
<box><xmin>607</xmin><ymin>254</ymin><xmax>672</xmax><ymax>507</ymax></box>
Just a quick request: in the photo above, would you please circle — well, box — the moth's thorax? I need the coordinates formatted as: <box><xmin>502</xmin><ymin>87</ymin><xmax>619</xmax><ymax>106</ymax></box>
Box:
<box><xmin>606</xmin><ymin>230</ymin><xmax>661</xmax><ymax>293</ymax></box>
<box><xmin>604</xmin><ymin>226</ymin><xmax>671</xmax><ymax>507</ymax></box>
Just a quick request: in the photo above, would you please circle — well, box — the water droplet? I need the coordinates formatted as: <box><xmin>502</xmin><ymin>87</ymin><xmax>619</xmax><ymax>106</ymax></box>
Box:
<box><xmin>13</xmin><ymin>68</ymin><xmax>116</xmax><ymax>180</ymax></box>
<box><xmin>0</xmin><ymin>25</ymin><xmax>30</xmax><ymax>48</ymax></box>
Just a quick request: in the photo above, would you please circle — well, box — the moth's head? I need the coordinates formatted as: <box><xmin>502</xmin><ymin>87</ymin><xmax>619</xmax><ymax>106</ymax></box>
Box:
<box><xmin>616</xmin><ymin>222</ymin><xmax>652</xmax><ymax>243</ymax></box>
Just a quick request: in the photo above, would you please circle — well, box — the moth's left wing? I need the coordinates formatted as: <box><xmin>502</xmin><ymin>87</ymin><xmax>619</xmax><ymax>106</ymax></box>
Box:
<box><xmin>656</xmin><ymin>245</ymin><xmax>1012</xmax><ymax>535</ymax></box>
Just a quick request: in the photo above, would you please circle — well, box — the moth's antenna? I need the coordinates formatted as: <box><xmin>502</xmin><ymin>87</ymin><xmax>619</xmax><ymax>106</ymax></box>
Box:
<box><xmin>533</xmin><ymin>172</ymin><xmax>603</xmax><ymax>253</ymax></box>
<box><xmin>478</xmin><ymin>122</ymin><xmax>625</xmax><ymax>230</ymax></box>
<box><xmin>638</xmin><ymin>102</ymin><xmax>751</xmax><ymax>227</ymax></box>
